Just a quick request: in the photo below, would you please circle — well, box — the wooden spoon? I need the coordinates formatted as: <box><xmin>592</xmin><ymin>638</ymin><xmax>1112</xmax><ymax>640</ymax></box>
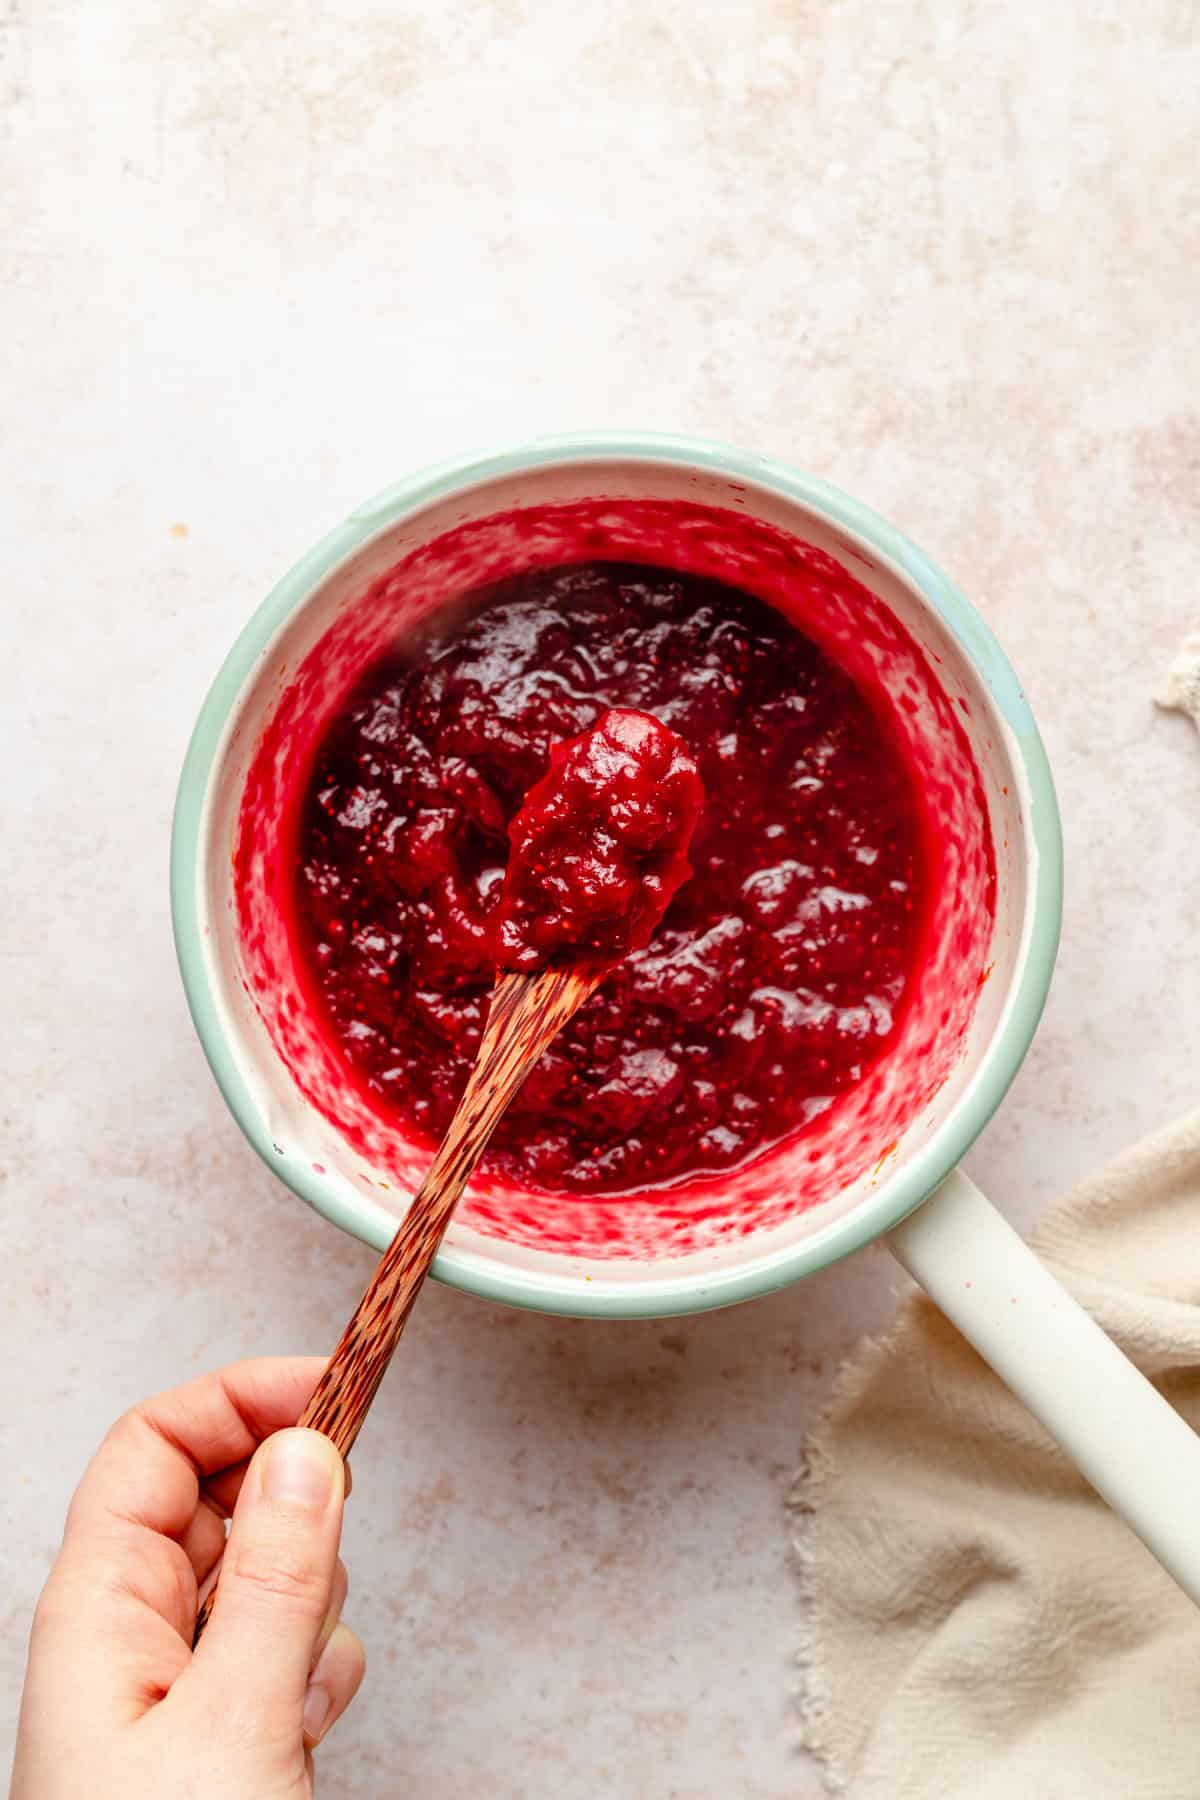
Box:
<box><xmin>193</xmin><ymin>960</ymin><xmax>603</xmax><ymax>1643</ymax></box>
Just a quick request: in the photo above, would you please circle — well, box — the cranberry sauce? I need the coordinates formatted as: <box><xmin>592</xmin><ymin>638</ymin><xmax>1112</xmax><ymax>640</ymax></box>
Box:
<box><xmin>292</xmin><ymin>562</ymin><xmax>927</xmax><ymax>1195</ymax></box>
<box><xmin>494</xmin><ymin>708</ymin><xmax>702</xmax><ymax>970</ymax></box>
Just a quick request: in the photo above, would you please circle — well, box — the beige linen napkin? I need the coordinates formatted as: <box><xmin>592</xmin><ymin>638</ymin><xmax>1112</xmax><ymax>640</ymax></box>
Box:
<box><xmin>790</xmin><ymin>659</ymin><xmax>1200</xmax><ymax>1798</ymax></box>
<box><xmin>790</xmin><ymin>1111</ymin><xmax>1200</xmax><ymax>1799</ymax></box>
<box><xmin>1156</xmin><ymin>633</ymin><xmax>1200</xmax><ymax>728</ymax></box>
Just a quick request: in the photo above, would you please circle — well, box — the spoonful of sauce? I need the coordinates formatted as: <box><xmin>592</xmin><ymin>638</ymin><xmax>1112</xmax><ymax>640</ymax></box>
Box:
<box><xmin>194</xmin><ymin>708</ymin><xmax>702</xmax><ymax>1640</ymax></box>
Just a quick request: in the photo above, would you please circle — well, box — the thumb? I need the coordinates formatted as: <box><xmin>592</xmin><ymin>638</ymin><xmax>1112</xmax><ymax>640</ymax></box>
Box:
<box><xmin>192</xmin><ymin>1428</ymin><xmax>345</xmax><ymax>1721</ymax></box>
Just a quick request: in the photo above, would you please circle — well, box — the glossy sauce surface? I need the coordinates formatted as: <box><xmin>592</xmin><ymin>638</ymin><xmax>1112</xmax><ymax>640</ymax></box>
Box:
<box><xmin>293</xmin><ymin>562</ymin><xmax>928</xmax><ymax>1194</ymax></box>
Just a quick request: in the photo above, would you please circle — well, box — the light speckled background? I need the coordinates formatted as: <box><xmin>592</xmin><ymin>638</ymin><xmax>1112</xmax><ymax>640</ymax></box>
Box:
<box><xmin>4</xmin><ymin>3</ymin><xmax>1199</xmax><ymax>1794</ymax></box>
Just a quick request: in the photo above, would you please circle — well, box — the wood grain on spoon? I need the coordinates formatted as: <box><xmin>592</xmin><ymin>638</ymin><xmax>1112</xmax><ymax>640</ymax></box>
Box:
<box><xmin>295</xmin><ymin>961</ymin><xmax>604</xmax><ymax>1450</ymax></box>
<box><xmin>193</xmin><ymin>960</ymin><xmax>603</xmax><ymax>1645</ymax></box>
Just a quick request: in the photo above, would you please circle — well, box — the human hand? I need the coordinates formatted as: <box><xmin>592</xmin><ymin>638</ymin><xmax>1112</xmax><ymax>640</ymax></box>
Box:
<box><xmin>12</xmin><ymin>1358</ymin><xmax>365</xmax><ymax>1799</ymax></box>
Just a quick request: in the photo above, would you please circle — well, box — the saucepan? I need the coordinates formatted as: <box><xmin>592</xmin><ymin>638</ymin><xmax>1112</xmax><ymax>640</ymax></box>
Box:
<box><xmin>171</xmin><ymin>431</ymin><xmax>1200</xmax><ymax>1601</ymax></box>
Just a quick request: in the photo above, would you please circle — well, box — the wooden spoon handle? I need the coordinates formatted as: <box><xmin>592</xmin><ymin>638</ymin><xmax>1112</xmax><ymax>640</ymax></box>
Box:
<box><xmin>295</xmin><ymin>964</ymin><xmax>598</xmax><ymax>1452</ymax></box>
<box><xmin>193</xmin><ymin>963</ymin><xmax>600</xmax><ymax>1646</ymax></box>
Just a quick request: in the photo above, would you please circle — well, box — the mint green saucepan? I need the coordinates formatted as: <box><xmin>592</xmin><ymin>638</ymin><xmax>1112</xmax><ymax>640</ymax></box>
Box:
<box><xmin>173</xmin><ymin>432</ymin><xmax>1200</xmax><ymax>1603</ymax></box>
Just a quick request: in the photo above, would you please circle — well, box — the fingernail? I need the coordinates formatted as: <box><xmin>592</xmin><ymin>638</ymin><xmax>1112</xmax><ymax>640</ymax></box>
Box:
<box><xmin>303</xmin><ymin>1681</ymin><xmax>332</xmax><ymax>1744</ymax></box>
<box><xmin>262</xmin><ymin>1429</ymin><xmax>339</xmax><ymax>1510</ymax></box>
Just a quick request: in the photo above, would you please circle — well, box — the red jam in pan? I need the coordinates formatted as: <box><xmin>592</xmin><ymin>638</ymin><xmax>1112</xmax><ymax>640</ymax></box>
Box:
<box><xmin>293</xmin><ymin>562</ymin><xmax>927</xmax><ymax>1195</ymax></box>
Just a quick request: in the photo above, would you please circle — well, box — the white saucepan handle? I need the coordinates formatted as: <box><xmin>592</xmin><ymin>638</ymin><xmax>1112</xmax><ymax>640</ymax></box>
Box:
<box><xmin>888</xmin><ymin>1167</ymin><xmax>1200</xmax><ymax>1604</ymax></box>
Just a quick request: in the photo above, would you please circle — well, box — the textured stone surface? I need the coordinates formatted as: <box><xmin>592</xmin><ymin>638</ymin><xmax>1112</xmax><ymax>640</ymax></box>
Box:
<box><xmin>3</xmin><ymin>3</ymin><xmax>1198</xmax><ymax>1793</ymax></box>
